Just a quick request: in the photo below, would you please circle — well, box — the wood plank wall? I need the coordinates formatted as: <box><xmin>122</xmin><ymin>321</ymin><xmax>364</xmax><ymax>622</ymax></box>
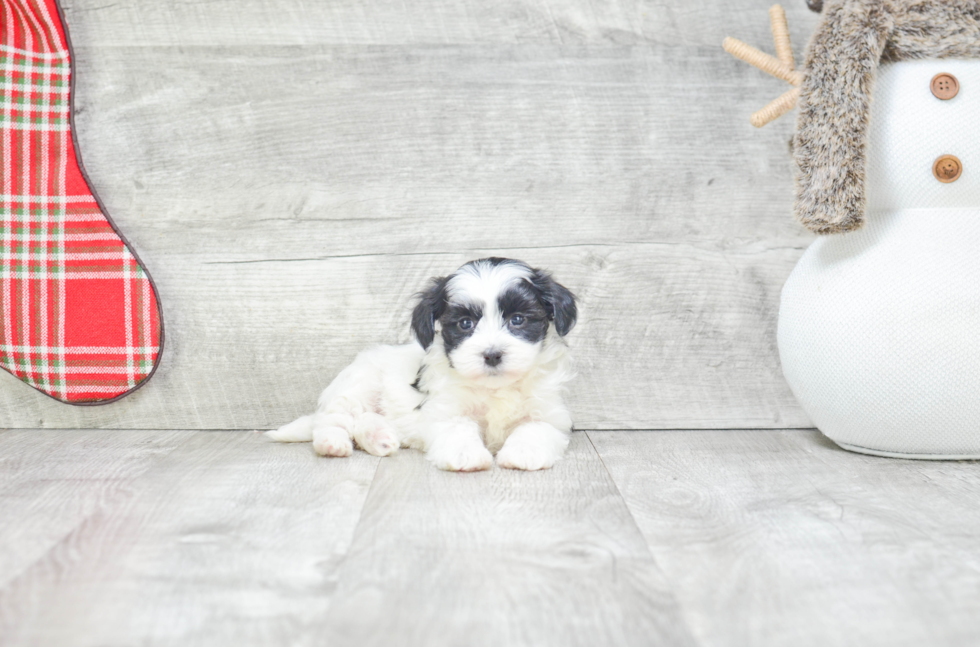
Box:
<box><xmin>0</xmin><ymin>0</ymin><xmax>822</xmax><ymax>429</ymax></box>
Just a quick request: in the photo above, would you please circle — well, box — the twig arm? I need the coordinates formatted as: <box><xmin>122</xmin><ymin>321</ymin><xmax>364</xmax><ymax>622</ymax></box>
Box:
<box><xmin>723</xmin><ymin>37</ymin><xmax>803</xmax><ymax>86</ymax></box>
<box><xmin>769</xmin><ymin>5</ymin><xmax>794</xmax><ymax>69</ymax></box>
<box><xmin>751</xmin><ymin>87</ymin><xmax>800</xmax><ymax>128</ymax></box>
<box><xmin>723</xmin><ymin>5</ymin><xmax>802</xmax><ymax>127</ymax></box>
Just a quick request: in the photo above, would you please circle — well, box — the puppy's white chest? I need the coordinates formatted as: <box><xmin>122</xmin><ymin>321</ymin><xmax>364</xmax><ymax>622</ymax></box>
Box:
<box><xmin>463</xmin><ymin>387</ymin><xmax>520</xmax><ymax>423</ymax></box>
<box><xmin>464</xmin><ymin>386</ymin><xmax>529</xmax><ymax>450</ymax></box>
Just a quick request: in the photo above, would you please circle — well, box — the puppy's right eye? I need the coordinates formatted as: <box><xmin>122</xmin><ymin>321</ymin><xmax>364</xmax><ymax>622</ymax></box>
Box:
<box><xmin>458</xmin><ymin>318</ymin><xmax>474</xmax><ymax>330</ymax></box>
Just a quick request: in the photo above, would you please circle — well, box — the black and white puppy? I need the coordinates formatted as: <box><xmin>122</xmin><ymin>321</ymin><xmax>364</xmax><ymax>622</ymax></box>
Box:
<box><xmin>267</xmin><ymin>258</ymin><xmax>577</xmax><ymax>471</ymax></box>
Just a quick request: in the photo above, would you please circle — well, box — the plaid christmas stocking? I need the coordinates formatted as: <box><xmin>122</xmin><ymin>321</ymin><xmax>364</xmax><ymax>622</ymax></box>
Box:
<box><xmin>0</xmin><ymin>0</ymin><xmax>163</xmax><ymax>404</ymax></box>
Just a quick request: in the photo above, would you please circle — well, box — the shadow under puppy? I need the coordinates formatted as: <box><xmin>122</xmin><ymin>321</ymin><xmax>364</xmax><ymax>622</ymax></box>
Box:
<box><xmin>267</xmin><ymin>257</ymin><xmax>577</xmax><ymax>471</ymax></box>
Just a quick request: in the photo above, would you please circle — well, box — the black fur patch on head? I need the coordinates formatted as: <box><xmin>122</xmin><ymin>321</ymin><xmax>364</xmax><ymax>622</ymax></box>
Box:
<box><xmin>439</xmin><ymin>301</ymin><xmax>483</xmax><ymax>355</ymax></box>
<box><xmin>497</xmin><ymin>282</ymin><xmax>550</xmax><ymax>344</ymax></box>
<box><xmin>483</xmin><ymin>257</ymin><xmax>515</xmax><ymax>267</ymax></box>
<box><xmin>411</xmin><ymin>276</ymin><xmax>450</xmax><ymax>349</ymax></box>
<box><xmin>528</xmin><ymin>268</ymin><xmax>577</xmax><ymax>336</ymax></box>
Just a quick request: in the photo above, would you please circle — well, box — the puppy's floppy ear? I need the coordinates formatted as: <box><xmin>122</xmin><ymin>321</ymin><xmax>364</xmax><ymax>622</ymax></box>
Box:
<box><xmin>411</xmin><ymin>276</ymin><xmax>449</xmax><ymax>349</ymax></box>
<box><xmin>530</xmin><ymin>268</ymin><xmax>577</xmax><ymax>336</ymax></box>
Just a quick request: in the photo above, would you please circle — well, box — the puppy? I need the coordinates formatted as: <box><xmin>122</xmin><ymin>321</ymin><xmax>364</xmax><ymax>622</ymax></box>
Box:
<box><xmin>266</xmin><ymin>257</ymin><xmax>577</xmax><ymax>471</ymax></box>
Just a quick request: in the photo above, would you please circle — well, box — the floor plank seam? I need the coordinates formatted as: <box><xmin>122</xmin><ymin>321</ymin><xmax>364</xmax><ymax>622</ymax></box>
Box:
<box><xmin>582</xmin><ymin>431</ymin><xmax>655</xmax><ymax>560</ymax></box>
<box><xmin>580</xmin><ymin>427</ymin><xmax>819</xmax><ymax>433</ymax></box>
<box><xmin>324</xmin><ymin>451</ymin><xmax>385</xmax><ymax>578</ymax></box>
<box><xmin>581</xmin><ymin>430</ymin><xmax>707</xmax><ymax>647</ymax></box>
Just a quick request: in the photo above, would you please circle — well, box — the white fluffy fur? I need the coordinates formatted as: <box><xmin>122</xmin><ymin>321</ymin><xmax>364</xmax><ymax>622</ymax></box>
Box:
<box><xmin>267</xmin><ymin>260</ymin><xmax>575</xmax><ymax>471</ymax></box>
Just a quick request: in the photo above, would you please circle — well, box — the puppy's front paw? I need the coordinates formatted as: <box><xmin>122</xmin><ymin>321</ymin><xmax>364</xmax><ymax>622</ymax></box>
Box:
<box><xmin>352</xmin><ymin>412</ymin><xmax>400</xmax><ymax>457</ymax></box>
<box><xmin>313</xmin><ymin>426</ymin><xmax>354</xmax><ymax>457</ymax></box>
<box><xmin>496</xmin><ymin>423</ymin><xmax>568</xmax><ymax>471</ymax></box>
<box><xmin>427</xmin><ymin>433</ymin><xmax>493</xmax><ymax>472</ymax></box>
<box><xmin>496</xmin><ymin>443</ymin><xmax>556</xmax><ymax>471</ymax></box>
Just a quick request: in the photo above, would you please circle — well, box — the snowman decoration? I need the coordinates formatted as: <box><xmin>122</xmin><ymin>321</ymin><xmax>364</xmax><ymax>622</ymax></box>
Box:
<box><xmin>727</xmin><ymin>1</ymin><xmax>980</xmax><ymax>458</ymax></box>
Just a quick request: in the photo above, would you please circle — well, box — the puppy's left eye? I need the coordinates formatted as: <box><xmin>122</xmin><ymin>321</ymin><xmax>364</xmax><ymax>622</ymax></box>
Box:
<box><xmin>509</xmin><ymin>314</ymin><xmax>525</xmax><ymax>327</ymax></box>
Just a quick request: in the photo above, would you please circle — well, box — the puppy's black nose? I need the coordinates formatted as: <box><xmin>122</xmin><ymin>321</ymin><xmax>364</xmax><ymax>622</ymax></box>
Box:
<box><xmin>483</xmin><ymin>350</ymin><xmax>503</xmax><ymax>367</ymax></box>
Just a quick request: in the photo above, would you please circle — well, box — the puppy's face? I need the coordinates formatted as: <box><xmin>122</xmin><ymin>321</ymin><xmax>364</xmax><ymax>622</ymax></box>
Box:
<box><xmin>412</xmin><ymin>258</ymin><xmax>577</xmax><ymax>386</ymax></box>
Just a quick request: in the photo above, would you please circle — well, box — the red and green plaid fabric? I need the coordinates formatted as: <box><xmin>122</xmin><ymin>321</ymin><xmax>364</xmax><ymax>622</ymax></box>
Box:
<box><xmin>1</xmin><ymin>0</ymin><xmax>162</xmax><ymax>404</ymax></box>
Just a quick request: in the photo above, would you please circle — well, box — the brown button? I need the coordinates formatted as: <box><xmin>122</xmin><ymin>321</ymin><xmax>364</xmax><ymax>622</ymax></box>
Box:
<box><xmin>933</xmin><ymin>155</ymin><xmax>962</xmax><ymax>183</ymax></box>
<box><xmin>931</xmin><ymin>73</ymin><xmax>959</xmax><ymax>100</ymax></box>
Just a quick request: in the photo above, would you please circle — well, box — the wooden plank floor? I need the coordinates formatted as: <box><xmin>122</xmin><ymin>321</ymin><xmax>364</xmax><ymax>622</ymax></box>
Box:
<box><xmin>2</xmin><ymin>428</ymin><xmax>978</xmax><ymax>647</ymax></box>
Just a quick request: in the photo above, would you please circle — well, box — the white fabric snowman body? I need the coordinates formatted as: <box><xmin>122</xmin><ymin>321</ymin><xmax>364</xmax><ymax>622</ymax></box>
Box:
<box><xmin>780</xmin><ymin>60</ymin><xmax>980</xmax><ymax>458</ymax></box>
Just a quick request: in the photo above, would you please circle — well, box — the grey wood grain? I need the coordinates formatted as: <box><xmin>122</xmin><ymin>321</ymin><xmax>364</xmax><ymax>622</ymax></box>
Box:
<box><xmin>0</xmin><ymin>428</ymin><xmax>191</xmax><ymax>591</ymax></box>
<box><xmin>4</xmin><ymin>428</ymin><xmax>977</xmax><ymax>646</ymax></box>
<box><xmin>312</xmin><ymin>431</ymin><xmax>697</xmax><ymax>647</ymax></box>
<box><xmin>0</xmin><ymin>430</ymin><xmax>379</xmax><ymax>646</ymax></box>
<box><xmin>589</xmin><ymin>429</ymin><xmax>980</xmax><ymax>647</ymax></box>
<box><xmin>0</xmin><ymin>0</ymin><xmax>822</xmax><ymax>429</ymax></box>
<box><xmin>60</xmin><ymin>0</ymin><xmax>820</xmax><ymax>47</ymax></box>
<box><xmin>0</xmin><ymin>244</ymin><xmax>809</xmax><ymax>430</ymax></box>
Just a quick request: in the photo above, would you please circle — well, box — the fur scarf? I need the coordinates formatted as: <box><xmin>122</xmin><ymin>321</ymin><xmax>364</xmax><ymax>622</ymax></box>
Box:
<box><xmin>794</xmin><ymin>0</ymin><xmax>980</xmax><ymax>234</ymax></box>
